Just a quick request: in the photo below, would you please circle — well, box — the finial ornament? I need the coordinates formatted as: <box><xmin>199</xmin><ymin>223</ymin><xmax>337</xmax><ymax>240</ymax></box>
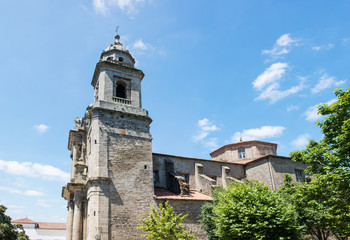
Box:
<box><xmin>114</xmin><ymin>25</ymin><xmax>120</xmax><ymax>41</ymax></box>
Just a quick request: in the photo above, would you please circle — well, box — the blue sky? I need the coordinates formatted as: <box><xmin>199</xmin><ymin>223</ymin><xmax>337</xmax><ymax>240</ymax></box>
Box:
<box><xmin>0</xmin><ymin>0</ymin><xmax>349</xmax><ymax>222</ymax></box>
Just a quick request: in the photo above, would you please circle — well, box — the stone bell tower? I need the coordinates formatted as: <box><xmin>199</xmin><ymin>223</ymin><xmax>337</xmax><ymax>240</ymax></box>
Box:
<box><xmin>62</xmin><ymin>34</ymin><xmax>156</xmax><ymax>240</ymax></box>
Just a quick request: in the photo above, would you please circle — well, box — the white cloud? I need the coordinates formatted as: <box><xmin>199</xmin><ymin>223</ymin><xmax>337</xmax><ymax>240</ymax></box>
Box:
<box><xmin>0</xmin><ymin>160</ymin><xmax>69</xmax><ymax>182</ymax></box>
<box><xmin>36</xmin><ymin>200</ymin><xmax>51</xmax><ymax>208</ymax></box>
<box><xmin>93</xmin><ymin>0</ymin><xmax>108</xmax><ymax>15</ymax></box>
<box><xmin>253</xmin><ymin>63</ymin><xmax>288</xmax><ymax>90</ymax></box>
<box><xmin>7</xmin><ymin>205</ymin><xmax>26</xmax><ymax>209</ymax></box>
<box><xmin>255</xmin><ymin>81</ymin><xmax>305</xmax><ymax>103</ymax></box>
<box><xmin>291</xmin><ymin>134</ymin><xmax>310</xmax><ymax>148</ymax></box>
<box><xmin>133</xmin><ymin>39</ymin><xmax>148</xmax><ymax>50</ymax></box>
<box><xmin>311</xmin><ymin>73</ymin><xmax>346</xmax><ymax>94</ymax></box>
<box><xmin>312</xmin><ymin>43</ymin><xmax>334</xmax><ymax>51</ymax></box>
<box><xmin>93</xmin><ymin>0</ymin><xmax>146</xmax><ymax>16</ymax></box>
<box><xmin>193</xmin><ymin>118</ymin><xmax>220</xmax><ymax>150</ymax></box>
<box><xmin>304</xmin><ymin>98</ymin><xmax>337</xmax><ymax>122</ymax></box>
<box><xmin>6</xmin><ymin>205</ymin><xmax>26</xmax><ymax>214</ymax></box>
<box><xmin>193</xmin><ymin>118</ymin><xmax>219</xmax><ymax>142</ymax></box>
<box><xmin>262</xmin><ymin>34</ymin><xmax>298</xmax><ymax>58</ymax></box>
<box><xmin>203</xmin><ymin>137</ymin><xmax>219</xmax><ymax>150</ymax></box>
<box><xmin>25</xmin><ymin>190</ymin><xmax>44</xmax><ymax>196</ymax></box>
<box><xmin>231</xmin><ymin>126</ymin><xmax>286</xmax><ymax>142</ymax></box>
<box><xmin>132</xmin><ymin>39</ymin><xmax>155</xmax><ymax>54</ymax></box>
<box><xmin>0</xmin><ymin>186</ymin><xmax>44</xmax><ymax>197</ymax></box>
<box><xmin>34</xmin><ymin>124</ymin><xmax>49</xmax><ymax>133</ymax></box>
<box><xmin>198</xmin><ymin>118</ymin><xmax>219</xmax><ymax>132</ymax></box>
<box><xmin>287</xmin><ymin>105</ymin><xmax>299</xmax><ymax>112</ymax></box>
<box><xmin>253</xmin><ymin>63</ymin><xmax>305</xmax><ymax>103</ymax></box>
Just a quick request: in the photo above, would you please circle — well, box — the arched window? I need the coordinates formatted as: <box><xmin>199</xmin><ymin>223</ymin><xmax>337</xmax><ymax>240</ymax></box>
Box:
<box><xmin>116</xmin><ymin>83</ymin><xmax>126</xmax><ymax>99</ymax></box>
<box><xmin>238</xmin><ymin>148</ymin><xmax>245</xmax><ymax>159</ymax></box>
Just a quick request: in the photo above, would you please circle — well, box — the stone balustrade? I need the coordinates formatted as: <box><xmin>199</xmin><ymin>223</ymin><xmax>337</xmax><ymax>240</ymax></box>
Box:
<box><xmin>112</xmin><ymin>96</ymin><xmax>132</xmax><ymax>105</ymax></box>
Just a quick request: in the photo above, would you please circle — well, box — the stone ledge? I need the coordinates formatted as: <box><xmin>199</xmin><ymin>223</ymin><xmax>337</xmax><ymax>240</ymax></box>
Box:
<box><xmin>154</xmin><ymin>188</ymin><xmax>213</xmax><ymax>201</ymax></box>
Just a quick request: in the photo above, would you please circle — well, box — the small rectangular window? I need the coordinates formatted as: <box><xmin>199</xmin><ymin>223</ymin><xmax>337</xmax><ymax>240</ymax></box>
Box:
<box><xmin>153</xmin><ymin>171</ymin><xmax>159</xmax><ymax>183</ymax></box>
<box><xmin>295</xmin><ymin>169</ymin><xmax>305</xmax><ymax>181</ymax></box>
<box><xmin>238</xmin><ymin>148</ymin><xmax>246</xmax><ymax>159</ymax></box>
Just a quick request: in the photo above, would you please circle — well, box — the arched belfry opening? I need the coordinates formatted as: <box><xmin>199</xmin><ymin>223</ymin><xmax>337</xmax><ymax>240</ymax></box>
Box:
<box><xmin>116</xmin><ymin>83</ymin><xmax>126</xmax><ymax>99</ymax></box>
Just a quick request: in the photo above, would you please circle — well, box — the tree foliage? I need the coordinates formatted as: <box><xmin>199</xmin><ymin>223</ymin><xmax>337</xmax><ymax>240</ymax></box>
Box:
<box><xmin>288</xmin><ymin>88</ymin><xmax>350</xmax><ymax>239</ymax></box>
<box><xmin>201</xmin><ymin>180</ymin><xmax>301</xmax><ymax>240</ymax></box>
<box><xmin>138</xmin><ymin>201</ymin><xmax>196</xmax><ymax>240</ymax></box>
<box><xmin>199</xmin><ymin>202</ymin><xmax>219</xmax><ymax>240</ymax></box>
<box><xmin>0</xmin><ymin>205</ymin><xmax>29</xmax><ymax>240</ymax></box>
<box><xmin>280</xmin><ymin>170</ymin><xmax>350</xmax><ymax>240</ymax></box>
<box><xmin>290</xmin><ymin>88</ymin><xmax>350</xmax><ymax>174</ymax></box>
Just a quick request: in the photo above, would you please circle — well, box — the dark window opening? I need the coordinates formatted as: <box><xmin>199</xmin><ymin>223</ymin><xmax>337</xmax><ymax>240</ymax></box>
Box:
<box><xmin>107</xmin><ymin>57</ymin><xmax>113</xmax><ymax>61</ymax></box>
<box><xmin>208</xmin><ymin>175</ymin><xmax>217</xmax><ymax>185</ymax></box>
<box><xmin>238</xmin><ymin>148</ymin><xmax>246</xmax><ymax>159</ymax></box>
<box><xmin>178</xmin><ymin>172</ymin><xmax>189</xmax><ymax>183</ymax></box>
<box><xmin>153</xmin><ymin>171</ymin><xmax>159</xmax><ymax>183</ymax></box>
<box><xmin>118</xmin><ymin>57</ymin><xmax>124</xmax><ymax>62</ymax></box>
<box><xmin>116</xmin><ymin>84</ymin><xmax>126</xmax><ymax>99</ymax></box>
<box><xmin>295</xmin><ymin>169</ymin><xmax>305</xmax><ymax>182</ymax></box>
<box><xmin>144</xmin><ymin>165</ymin><xmax>147</xmax><ymax>170</ymax></box>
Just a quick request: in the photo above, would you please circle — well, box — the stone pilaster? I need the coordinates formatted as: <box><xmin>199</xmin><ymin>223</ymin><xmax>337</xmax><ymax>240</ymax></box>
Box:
<box><xmin>86</xmin><ymin>178</ymin><xmax>110</xmax><ymax>240</ymax></box>
<box><xmin>66</xmin><ymin>201</ymin><xmax>74</xmax><ymax>240</ymax></box>
<box><xmin>72</xmin><ymin>200</ymin><xmax>83</xmax><ymax>240</ymax></box>
<box><xmin>72</xmin><ymin>142</ymin><xmax>79</xmax><ymax>181</ymax></box>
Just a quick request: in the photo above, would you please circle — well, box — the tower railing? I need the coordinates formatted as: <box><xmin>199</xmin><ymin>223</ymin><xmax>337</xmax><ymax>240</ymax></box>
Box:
<box><xmin>112</xmin><ymin>96</ymin><xmax>132</xmax><ymax>105</ymax></box>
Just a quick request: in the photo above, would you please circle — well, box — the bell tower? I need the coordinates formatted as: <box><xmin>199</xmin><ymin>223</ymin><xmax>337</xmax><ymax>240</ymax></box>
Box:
<box><xmin>63</xmin><ymin>34</ymin><xmax>156</xmax><ymax>240</ymax></box>
<box><xmin>92</xmin><ymin>34</ymin><xmax>143</xmax><ymax>108</ymax></box>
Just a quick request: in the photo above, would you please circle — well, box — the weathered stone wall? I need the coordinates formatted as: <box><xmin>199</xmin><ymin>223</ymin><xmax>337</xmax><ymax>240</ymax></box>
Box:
<box><xmin>98</xmin><ymin>110</ymin><xmax>156</xmax><ymax>240</ymax></box>
<box><xmin>244</xmin><ymin>158</ymin><xmax>273</xmax><ymax>189</ymax></box>
<box><xmin>153</xmin><ymin>154</ymin><xmax>245</xmax><ymax>190</ymax></box>
<box><xmin>155</xmin><ymin>199</ymin><xmax>208</xmax><ymax>240</ymax></box>
<box><xmin>95</xmin><ymin>64</ymin><xmax>143</xmax><ymax>108</ymax></box>
<box><xmin>269</xmin><ymin>156</ymin><xmax>307</xmax><ymax>189</ymax></box>
<box><xmin>211</xmin><ymin>141</ymin><xmax>277</xmax><ymax>162</ymax></box>
<box><xmin>108</xmin><ymin>134</ymin><xmax>156</xmax><ymax>239</ymax></box>
<box><xmin>245</xmin><ymin>156</ymin><xmax>308</xmax><ymax>190</ymax></box>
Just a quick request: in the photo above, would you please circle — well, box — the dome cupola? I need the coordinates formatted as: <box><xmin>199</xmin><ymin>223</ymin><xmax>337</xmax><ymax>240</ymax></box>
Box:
<box><xmin>100</xmin><ymin>34</ymin><xmax>135</xmax><ymax>67</ymax></box>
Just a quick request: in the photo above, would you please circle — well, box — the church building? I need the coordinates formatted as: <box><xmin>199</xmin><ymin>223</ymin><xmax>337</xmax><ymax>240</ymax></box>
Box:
<box><xmin>62</xmin><ymin>34</ymin><xmax>307</xmax><ymax>240</ymax></box>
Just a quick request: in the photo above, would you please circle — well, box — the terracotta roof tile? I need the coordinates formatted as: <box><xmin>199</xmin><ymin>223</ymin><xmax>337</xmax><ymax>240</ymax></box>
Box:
<box><xmin>231</xmin><ymin>155</ymin><xmax>291</xmax><ymax>165</ymax></box>
<box><xmin>37</xmin><ymin>222</ymin><xmax>66</xmax><ymax>230</ymax></box>
<box><xmin>12</xmin><ymin>218</ymin><xmax>66</xmax><ymax>230</ymax></box>
<box><xmin>154</xmin><ymin>188</ymin><xmax>213</xmax><ymax>201</ymax></box>
<box><xmin>210</xmin><ymin>140</ymin><xmax>277</xmax><ymax>157</ymax></box>
<box><xmin>12</xmin><ymin>218</ymin><xmax>37</xmax><ymax>224</ymax></box>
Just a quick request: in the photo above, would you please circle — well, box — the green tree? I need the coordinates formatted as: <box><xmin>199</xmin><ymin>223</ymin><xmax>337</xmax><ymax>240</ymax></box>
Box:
<box><xmin>201</xmin><ymin>180</ymin><xmax>301</xmax><ymax>240</ymax></box>
<box><xmin>280</xmin><ymin>172</ymin><xmax>350</xmax><ymax>240</ymax></box>
<box><xmin>199</xmin><ymin>201</ymin><xmax>220</xmax><ymax>240</ymax></box>
<box><xmin>138</xmin><ymin>201</ymin><xmax>196</xmax><ymax>240</ymax></box>
<box><xmin>290</xmin><ymin>88</ymin><xmax>350</xmax><ymax>174</ymax></box>
<box><xmin>288</xmin><ymin>88</ymin><xmax>350</xmax><ymax>240</ymax></box>
<box><xmin>0</xmin><ymin>205</ymin><xmax>29</xmax><ymax>240</ymax></box>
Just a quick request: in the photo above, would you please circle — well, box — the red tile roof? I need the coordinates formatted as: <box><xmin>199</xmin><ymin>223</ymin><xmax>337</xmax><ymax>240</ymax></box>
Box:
<box><xmin>154</xmin><ymin>188</ymin><xmax>213</xmax><ymax>201</ymax></box>
<box><xmin>232</xmin><ymin>155</ymin><xmax>291</xmax><ymax>165</ymax></box>
<box><xmin>12</xmin><ymin>218</ymin><xmax>66</xmax><ymax>229</ymax></box>
<box><xmin>210</xmin><ymin>140</ymin><xmax>277</xmax><ymax>157</ymax></box>
<box><xmin>12</xmin><ymin>218</ymin><xmax>37</xmax><ymax>224</ymax></box>
<box><xmin>37</xmin><ymin>222</ymin><xmax>66</xmax><ymax>230</ymax></box>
